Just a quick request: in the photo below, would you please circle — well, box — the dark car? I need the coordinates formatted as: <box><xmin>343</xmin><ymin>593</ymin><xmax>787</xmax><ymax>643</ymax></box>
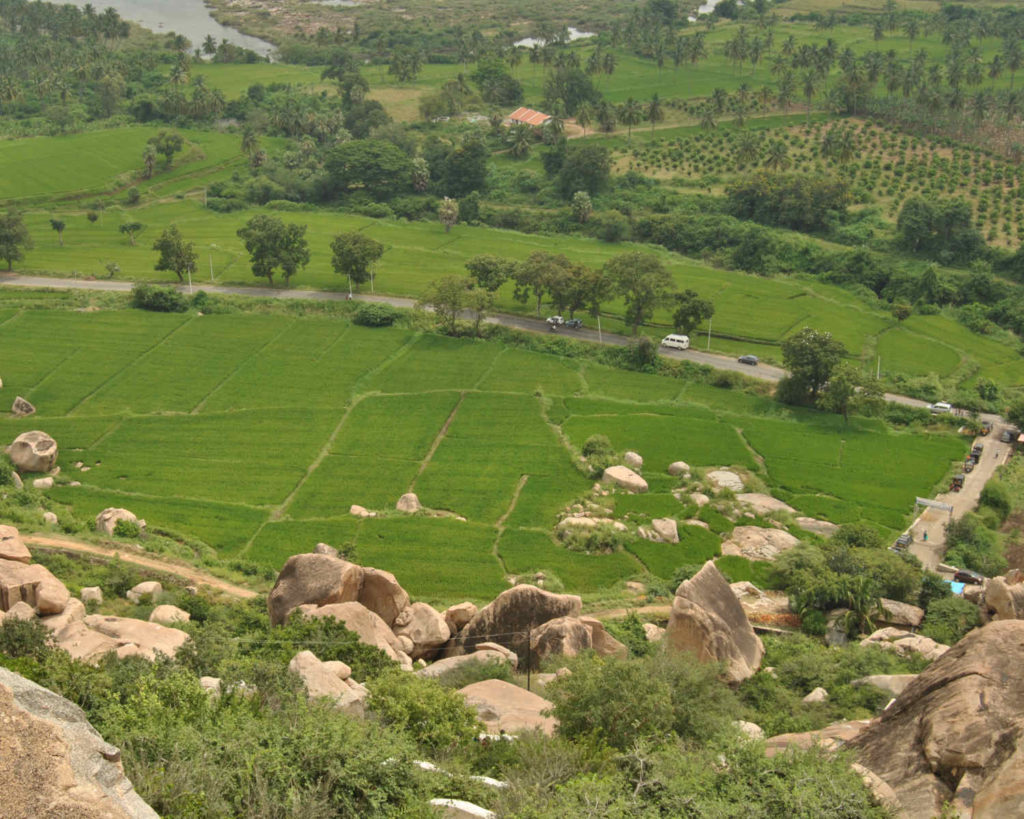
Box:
<box><xmin>889</xmin><ymin>533</ymin><xmax>912</xmax><ymax>553</ymax></box>
<box><xmin>1001</xmin><ymin>429</ymin><xmax>1014</xmax><ymax>443</ymax></box>
<box><xmin>564</xmin><ymin>318</ymin><xmax>583</xmax><ymax>329</ymax></box>
<box><xmin>737</xmin><ymin>355</ymin><xmax>759</xmax><ymax>366</ymax></box>
<box><xmin>953</xmin><ymin>568</ymin><xmax>984</xmax><ymax>585</ymax></box>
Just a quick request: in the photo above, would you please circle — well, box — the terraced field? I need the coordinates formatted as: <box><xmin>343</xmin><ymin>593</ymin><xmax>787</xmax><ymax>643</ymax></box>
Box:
<box><xmin>0</xmin><ymin>304</ymin><xmax>966</xmax><ymax>604</ymax></box>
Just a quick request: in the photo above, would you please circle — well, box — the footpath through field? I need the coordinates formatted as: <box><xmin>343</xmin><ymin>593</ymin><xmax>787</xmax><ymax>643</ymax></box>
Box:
<box><xmin>24</xmin><ymin>534</ymin><xmax>259</xmax><ymax>599</ymax></box>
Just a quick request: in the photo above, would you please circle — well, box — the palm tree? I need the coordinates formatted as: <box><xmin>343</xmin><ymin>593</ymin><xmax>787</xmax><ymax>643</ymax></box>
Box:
<box><xmin>699</xmin><ymin>105</ymin><xmax>716</xmax><ymax>131</ymax></box>
<box><xmin>575</xmin><ymin>101</ymin><xmax>593</xmax><ymax>136</ymax></box>
<box><xmin>989</xmin><ymin>54</ymin><xmax>1004</xmax><ymax>86</ymax></box>
<box><xmin>764</xmin><ymin>139</ymin><xmax>790</xmax><ymax>172</ymax></box>
<box><xmin>1004</xmin><ymin>38</ymin><xmax>1022</xmax><ymax>90</ymax></box>
<box><xmin>777</xmin><ymin>71</ymin><xmax>796</xmax><ymax>111</ymax></box>
<box><xmin>619</xmin><ymin>97</ymin><xmax>643</xmax><ymax>143</ymax></box>
<box><xmin>734</xmin><ymin>131</ymin><xmax>762</xmax><ymax>166</ymax></box>
<box><xmin>711</xmin><ymin>87</ymin><xmax>729</xmax><ymax>115</ymax></box>
<box><xmin>646</xmin><ymin>94</ymin><xmax>664</xmax><ymax>136</ymax></box>
<box><xmin>49</xmin><ymin>218</ymin><xmax>65</xmax><ymax>247</ymax></box>
<box><xmin>801</xmin><ymin>70</ymin><xmax>818</xmax><ymax>122</ymax></box>
<box><xmin>507</xmin><ymin>123</ymin><xmax>533</xmax><ymax>158</ymax></box>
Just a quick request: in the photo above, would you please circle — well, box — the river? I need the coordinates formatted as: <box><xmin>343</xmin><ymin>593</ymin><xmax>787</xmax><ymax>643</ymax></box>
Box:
<box><xmin>65</xmin><ymin>0</ymin><xmax>276</xmax><ymax>58</ymax></box>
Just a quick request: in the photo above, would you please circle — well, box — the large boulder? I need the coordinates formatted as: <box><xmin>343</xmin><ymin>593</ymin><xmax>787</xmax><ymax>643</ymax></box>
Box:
<box><xmin>736</xmin><ymin>493</ymin><xmax>796</xmax><ymax>516</ymax></box>
<box><xmin>392</xmin><ymin>602</ymin><xmax>451</xmax><ymax>661</ymax></box>
<box><xmin>11</xmin><ymin>395</ymin><xmax>35</xmax><ymax>417</ymax></box>
<box><xmin>721</xmin><ymin>526</ymin><xmax>799</xmax><ymax>562</ymax></box>
<box><xmin>358</xmin><ymin>567</ymin><xmax>409</xmax><ymax>627</ymax></box>
<box><xmin>51</xmin><ymin>622</ymin><xmax>123</xmax><ymax>663</ymax></box>
<box><xmin>861</xmin><ymin>627</ymin><xmax>949</xmax><ymax>662</ymax></box>
<box><xmin>288</xmin><ymin>650</ymin><xmax>366</xmax><ymax>716</ymax></box>
<box><xmin>850</xmin><ymin>674</ymin><xmax>918</xmax><ymax>699</ymax></box>
<box><xmin>6</xmin><ymin>430</ymin><xmax>58</xmax><ymax>473</ymax></box>
<box><xmin>878</xmin><ymin>598</ymin><xmax>925</xmax><ymax>629</ymax></box>
<box><xmin>416</xmin><ymin>649</ymin><xmax>516</xmax><ymax>679</ymax></box>
<box><xmin>623</xmin><ymin>451</ymin><xmax>643</xmax><ymax>470</ymax></box>
<box><xmin>458</xmin><ymin>584</ymin><xmax>582</xmax><ymax>661</ymax></box>
<box><xmin>795</xmin><ymin>516</ymin><xmax>838</xmax><ymax>537</ymax></box>
<box><xmin>765</xmin><ymin>719</ymin><xmax>873</xmax><ymax>758</ymax></box>
<box><xmin>601</xmin><ymin>465</ymin><xmax>648</xmax><ymax>493</ymax></box>
<box><xmin>458</xmin><ymin>679</ymin><xmax>556</xmax><ymax>736</ymax></box>
<box><xmin>82</xmin><ymin>615</ymin><xmax>189</xmax><ymax>661</ymax></box>
<box><xmin>667</xmin><ymin>461</ymin><xmax>690</xmax><ymax>476</ymax></box>
<box><xmin>267</xmin><ymin>553</ymin><xmax>363</xmax><ymax>626</ymax></box>
<box><xmin>980</xmin><ymin>574</ymin><xmax>1024</xmax><ymax>622</ymax></box>
<box><xmin>664</xmin><ymin>560</ymin><xmax>764</xmax><ymax>684</ymax></box>
<box><xmin>850</xmin><ymin>620</ymin><xmax>1024</xmax><ymax>818</ymax></box>
<box><xmin>707</xmin><ymin>469</ymin><xmax>743</xmax><ymax>493</ymax></box>
<box><xmin>0</xmin><ymin>525</ymin><xmax>30</xmax><ymax>563</ymax></box>
<box><xmin>40</xmin><ymin>597</ymin><xmax>86</xmax><ymax>635</ymax></box>
<box><xmin>149</xmin><ymin>605</ymin><xmax>190</xmax><ymax>625</ymax></box>
<box><xmin>95</xmin><ymin>508</ymin><xmax>145</xmax><ymax>537</ymax></box>
<box><xmin>650</xmin><ymin>517</ymin><xmax>679</xmax><ymax>544</ymax></box>
<box><xmin>396</xmin><ymin>492</ymin><xmax>421</xmax><ymax>513</ymax></box>
<box><xmin>444</xmin><ymin>602</ymin><xmax>478</xmax><ymax>634</ymax></box>
<box><xmin>580</xmin><ymin>616</ymin><xmax>628</xmax><ymax>659</ymax></box>
<box><xmin>529</xmin><ymin>616</ymin><xmax>593</xmax><ymax>666</ymax></box>
<box><xmin>0</xmin><ymin>557</ymin><xmax>70</xmax><ymax>615</ymax></box>
<box><xmin>299</xmin><ymin>601</ymin><xmax>411</xmax><ymax>669</ymax></box>
<box><xmin>125</xmin><ymin>581</ymin><xmax>162</xmax><ymax>604</ymax></box>
<box><xmin>0</xmin><ymin>666</ymin><xmax>158</xmax><ymax>819</ymax></box>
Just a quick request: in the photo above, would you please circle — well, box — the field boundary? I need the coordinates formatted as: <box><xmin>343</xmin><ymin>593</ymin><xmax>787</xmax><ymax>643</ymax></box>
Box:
<box><xmin>492</xmin><ymin>474</ymin><xmax>530</xmax><ymax>577</ymax></box>
<box><xmin>410</xmin><ymin>392</ymin><xmax>466</xmax><ymax>491</ymax></box>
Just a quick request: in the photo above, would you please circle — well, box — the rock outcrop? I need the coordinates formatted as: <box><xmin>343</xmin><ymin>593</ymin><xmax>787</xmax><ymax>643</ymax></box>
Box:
<box><xmin>861</xmin><ymin>627</ymin><xmax>949</xmax><ymax>662</ymax></box>
<box><xmin>0</xmin><ymin>524</ymin><xmax>31</xmax><ymax>563</ymax></box>
<box><xmin>444</xmin><ymin>602</ymin><xmax>478</xmax><ymax>633</ymax></box>
<box><xmin>707</xmin><ymin>469</ymin><xmax>743</xmax><ymax>492</ymax></box>
<box><xmin>795</xmin><ymin>516</ymin><xmax>838</xmax><ymax>537</ymax></box>
<box><xmin>458</xmin><ymin>679</ymin><xmax>556</xmax><ymax>736</ymax></box>
<box><xmin>288</xmin><ymin>650</ymin><xmax>367</xmax><ymax>716</ymax></box>
<box><xmin>392</xmin><ymin>602</ymin><xmax>450</xmax><ymax>661</ymax></box>
<box><xmin>601</xmin><ymin>465</ymin><xmax>648</xmax><ymax>493</ymax></box>
<box><xmin>878</xmin><ymin>598</ymin><xmax>925</xmax><ymax>629</ymax></box>
<box><xmin>0</xmin><ymin>666</ymin><xmax>158</xmax><ymax>819</ymax></box>
<box><xmin>416</xmin><ymin>649</ymin><xmax>516</xmax><ymax>679</ymax></box>
<box><xmin>300</xmin><ymin>602</ymin><xmax>412</xmax><ymax>669</ymax></box>
<box><xmin>736</xmin><ymin>493</ymin><xmax>796</xmax><ymax>516</ymax></box>
<box><xmin>623</xmin><ymin>451</ymin><xmax>643</xmax><ymax>470</ymax></box>
<box><xmin>980</xmin><ymin>572</ymin><xmax>1024</xmax><ymax>622</ymax></box>
<box><xmin>851</xmin><ymin>621</ymin><xmax>1024</xmax><ymax>818</ymax></box>
<box><xmin>82</xmin><ymin>615</ymin><xmax>189</xmax><ymax>661</ymax></box>
<box><xmin>721</xmin><ymin>526</ymin><xmax>799</xmax><ymax>562</ymax></box>
<box><xmin>359</xmin><ymin>567</ymin><xmax>409</xmax><ymax>627</ymax></box>
<box><xmin>664</xmin><ymin>560</ymin><xmax>763</xmax><ymax>684</ymax></box>
<box><xmin>148</xmin><ymin>605</ymin><xmax>190</xmax><ymax>624</ymax></box>
<box><xmin>396</xmin><ymin>492</ymin><xmax>421</xmax><ymax>513</ymax></box>
<box><xmin>667</xmin><ymin>461</ymin><xmax>690</xmax><ymax>476</ymax></box>
<box><xmin>6</xmin><ymin>430</ymin><xmax>58</xmax><ymax>473</ymax></box>
<box><xmin>125</xmin><ymin>581</ymin><xmax>161</xmax><ymax>604</ymax></box>
<box><xmin>0</xmin><ymin>557</ymin><xmax>71</xmax><ymax>615</ymax></box>
<box><xmin>11</xmin><ymin>396</ymin><xmax>35</xmax><ymax>417</ymax></box>
<box><xmin>850</xmin><ymin>674</ymin><xmax>918</xmax><ymax>699</ymax></box>
<box><xmin>267</xmin><ymin>553</ymin><xmax>364</xmax><ymax>625</ymax></box>
<box><xmin>529</xmin><ymin>617</ymin><xmax>593</xmax><ymax>665</ymax></box>
<box><xmin>765</xmin><ymin>719</ymin><xmax>873</xmax><ymax>758</ymax></box>
<box><xmin>95</xmin><ymin>508</ymin><xmax>145</xmax><ymax>537</ymax></box>
<box><xmin>457</xmin><ymin>584</ymin><xmax>582</xmax><ymax>661</ymax></box>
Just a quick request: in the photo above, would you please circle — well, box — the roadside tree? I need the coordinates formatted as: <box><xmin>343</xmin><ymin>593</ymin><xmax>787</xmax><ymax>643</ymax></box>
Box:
<box><xmin>330</xmin><ymin>232</ymin><xmax>385</xmax><ymax>292</ymax></box>
<box><xmin>419</xmin><ymin>275</ymin><xmax>468</xmax><ymax>334</ymax></box>
<box><xmin>465</xmin><ymin>255</ymin><xmax>515</xmax><ymax>291</ymax></box>
<box><xmin>780</xmin><ymin>327</ymin><xmax>847</xmax><ymax>404</ymax></box>
<box><xmin>148</xmin><ymin>131</ymin><xmax>184</xmax><ymax>167</ymax></box>
<box><xmin>817</xmin><ymin>361</ymin><xmax>884</xmax><ymax>423</ymax></box>
<box><xmin>513</xmin><ymin>252</ymin><xmax>575</xmax><ymax>316</ymax></box>
<box><xmin>0</xmin><ymin>211</ymin><xmax>32</xmax><ymax>270</ymax></box>
<box><xmin>152</xmin><ymin>225</ymin><xmax>196</xmax><ymax>283</ymax></box>
<box><xmin>603</xmin><ymin>251</ymin><xmax>674</xmax><ymax>333</ymax></box>
<box><xmin>237</xmin><ymin>215</ymin><xmax>310</xmax><ymax>287</ymax></box>
<box><xmin>672</xmin><ymin>289</ymin><xmax>714</xmax><ymax>335</ymax></box>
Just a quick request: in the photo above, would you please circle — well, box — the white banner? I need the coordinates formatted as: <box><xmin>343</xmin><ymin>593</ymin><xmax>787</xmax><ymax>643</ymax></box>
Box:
<box><xmin>916</xmin><ymin>497</ymin><xmax>953</xmax><ymax>512</ymax></box>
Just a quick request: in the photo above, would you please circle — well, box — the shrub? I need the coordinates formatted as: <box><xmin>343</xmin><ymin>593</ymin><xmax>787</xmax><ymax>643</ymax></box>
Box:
<box><xmin>557</xmin><ymin>523</ymin><xmax>629</xmax><ymax>554</ymax></box>
<box><xmin>603</xmin><ymin>612</ymin><xmax>654</xmax><ymax>657</ymax></box>
<box><xmin>979</xmin><ymin>479</ymin><xmax>1011</xmax><ymax>523</ymax></box>
<box><xmin>112</xmin><ymin>519</ymin><xmax>141</xmax><ymax>539</ymax></box>
<box><xmin>0</xmin><ymin>456</ymin><xmax>14</xmax><ymax>486</ymax></box>
<box><xmin>944</xmin><ymin>513</ymin><xmax>1006</xmax><ymax>577</ymax></box>
<box><xmin>921</xmin><ymin>597</ymin><xmax>981</xmax><ymax>646</ymax></box>
<box><xmin>368</xmin><ymin>670</ymin><xmax>481</xmax><ymax>753</ymax></box>
<box><xmin>581</xmin><ymin>434</ymin><xmax>613</xmax><ymax>458</ymax></box>
<box><xmin>434</xmin><ymin>657</ymin><xmax>514</xmax><ymax>690</ymax></box>
<box><xmin>125</xmin><ymin>186</ymin><xmax>141</xmax><ymax>205</ymax></box>
<box><xmin>353</xmin><ymin>302</ymin><xmax>401</xmax><ymax>327</ymax></box>
<box><xmin>131</xmin><ymin>283</ymin><xmax>188</xmax><ymax>313</ymax></box>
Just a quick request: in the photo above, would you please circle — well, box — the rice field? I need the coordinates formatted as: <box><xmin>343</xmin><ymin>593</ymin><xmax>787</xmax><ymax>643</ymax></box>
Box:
<box><xmin>0</xmin><ymin>302</ymin><xmax>967</xmax><ymax>604</ymax></box>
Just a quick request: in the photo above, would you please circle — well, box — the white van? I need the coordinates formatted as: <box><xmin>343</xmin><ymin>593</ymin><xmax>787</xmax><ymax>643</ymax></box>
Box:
<box><xmin>660</xmin><ymin>334</ymin><xmax>690</xmax><ymax>350</ymax></box>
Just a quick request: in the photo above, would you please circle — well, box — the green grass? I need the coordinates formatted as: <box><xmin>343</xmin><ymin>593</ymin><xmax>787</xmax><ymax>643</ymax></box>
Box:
<box><xmin>0</xmin><ymin>301</ymin><xmax>970</xmax><ymax>604</ymax></box>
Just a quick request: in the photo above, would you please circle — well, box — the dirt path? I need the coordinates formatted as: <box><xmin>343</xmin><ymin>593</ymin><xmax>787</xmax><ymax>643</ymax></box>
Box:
<box><xmin>584</xmin><ymin>603</ymin><xmax>672</xmax><ymax>620</ymax></box>
<box><xmin>909</xmin><ymin>425</ymin><xmax>1014</xmax><ymax>572</ymax></box>
<box><xmin>23</xmin><ymin>534</ymin><xmax>260</xmax><ymax>599</ymax></box>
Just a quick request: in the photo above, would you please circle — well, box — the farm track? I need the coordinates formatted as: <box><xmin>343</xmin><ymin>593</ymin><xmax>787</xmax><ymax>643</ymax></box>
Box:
<box><xmin>24</xmin><ymin>534</ymin><xmax>260</xmax><ymax>599</ymax></box>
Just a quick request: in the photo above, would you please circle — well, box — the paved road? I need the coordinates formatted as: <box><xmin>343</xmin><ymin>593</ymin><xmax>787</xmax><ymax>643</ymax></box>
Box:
<box><xmin>908</xmin><ymin>424</ymin><xmax>1014</xmax><ymax>572</ymax></box>
<box><xmin>0</xmin><ymin>273</ymin><xmax>1004</xmax><ymax>420</ymax></box>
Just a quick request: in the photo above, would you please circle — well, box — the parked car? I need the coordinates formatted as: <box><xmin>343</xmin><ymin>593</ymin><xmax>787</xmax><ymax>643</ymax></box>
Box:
<box><xmin>737</xmin><ymin>355</ymin><xmax>759</xmax><ymax>366</ymax></box>
<box><xmin>953</xmin><ymin>568</ymin><xmax>984</xmax><ymax>585</ymax></box>
<box><xmin>928</xmin><ymin>401</ymin><xmax>953</xmax><ymax>414</ymax></box>
<box><xmin>981</xmin><ymin>421</ymin><xmax>993</xmax><ymax>436</ymax></box>
<box><xmin>563</xmin><ymin>318</ymin><xmax>583</xmax><ymax>329</ymax></box>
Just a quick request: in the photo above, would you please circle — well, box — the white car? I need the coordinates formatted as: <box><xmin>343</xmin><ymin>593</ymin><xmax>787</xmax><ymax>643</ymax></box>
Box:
<box><xmin>928</xmin><ymin>401</ymin><xmax>953</xmax><ymax>414</ymax></box>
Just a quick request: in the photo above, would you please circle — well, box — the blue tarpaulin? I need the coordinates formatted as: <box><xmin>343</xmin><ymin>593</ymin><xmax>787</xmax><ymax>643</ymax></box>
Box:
<box><xmin>947</xmin><ymin>581</ymin><xmax>966</xmax><ymax>596</ymax></box>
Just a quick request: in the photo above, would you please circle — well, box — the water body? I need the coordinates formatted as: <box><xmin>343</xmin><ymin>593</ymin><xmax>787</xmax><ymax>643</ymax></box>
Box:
<box><xmin>514</xmin><ymin>27</ymin><xmax>595</xmax><ymax>49</ymax></box>
<box><xmin>65</xmin><ymin>0</ymin><xmax>276</xmax><ymax>58</ymax></box>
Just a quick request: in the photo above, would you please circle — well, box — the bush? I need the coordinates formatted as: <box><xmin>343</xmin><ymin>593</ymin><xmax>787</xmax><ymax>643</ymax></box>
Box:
<box><xmin>125</xmin><ymin>187</ymin><xmax>140</xmax><ymax>205</ymax></box>
<box><xmin>581</xmin><ymin>434</ymin><xmax>613</xmax><ymax>458</ymax></box>
<box><xmin>980</xmin><ymin>479</ymin><xmax>1012</xmax><ymax>523</ymax></box>
<box><xmin>131</xmin><ymin>283</ymin><xmax>188</xmax><ymax>313</ymax></box>
<box><xmin>353</xmin><ymin>302</ymin><xmax>401</xmax><ymax>327</ymax></box>
<box><xmin>112</xmin><ymin>519</ymin><xmax>141</xmax><ymax>539</ymax></box>
<box><xmin>556</xmin><ymin>523</ymin><xmax>629</xmax><ymax>554</ymax></box>
<box><xmin>368</xmin><ymin>670</ymin><xmax>481</xmax><ymax>753</ymax></box>
<box><xmin>603</xmin><ymin>612</ymin><xmax>654</xmax><ymax>657</ymax></box>
<box><xmin>921</xmin><ymin>597</ymin><xmax>981</xmax><ymax>646</ymax></box>
<box><xmin>0</xmin><ymin>456</ymin><xmax>14</xmax><ymax>486</ymax></box>
<box><xmin>945</xmin><ymin>513</ymin><xmax>1006</xmax><ymax>576</ymax></box>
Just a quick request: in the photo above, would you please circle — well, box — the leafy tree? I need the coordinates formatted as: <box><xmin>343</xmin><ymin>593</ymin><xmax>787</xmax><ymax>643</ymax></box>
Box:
<box><xmin>464</xmin><ymin>286</ymin><xmax>493</xmax><ymax>337</ymax></box>
<box><xmin>570</xmin><ymin>190</ymin><xmax>593</xmax><ymax>224</ymax></box>
<box><xmin>513</xmin><ymin>251</ymin><xmax>574</xmax><ymax>316</ymax></box>
<box><xmin>0</xmin><ymin>211</ymin><xmax>32</xmax><ymax>270</ymax></box>
<box><xmin>897</xmin><ymin>196</ymin><xmax>986</xmax><ymax>263</ymax></box>
<box><xmin>891</xmin><ymin>302</ymin><xmax>912</xmax><ymax>322</ymax></box>
<box><xmin>48</xmin><ymin>218</ymin><xmax>65</xmax><ymax>247</ymax></box>
<box><xmin>671</xmin><ymin>289</ymin><xmax>714</xmax><ymax>335</ymax></box>
<box><xmin>330</xmin><ymin>232</ymin><xmax>385</xmax><ymax>291</ymax></box>
<box><xmin>780</xmin><ymin>327</ymin><xmax>848</xmax><ymax>403</ymax></box>
<box><xmin>118</xmin><ymin>222</ymin><xmax>144</xmax><ymax>247</ymax></box>
<box><xmin>419</xmin><ymin>275</ymin><xmax>468</xmax><ymax>334</ymax></box>
<box><xmin>437</xmin><ymin>197</ymin><xmax>459</xmax><ymax>233</ymax></box>
<box><xmin>142</xmin><ymin>145</ymin><xmax>157</xmax><ymax>179</ymax></box>
<box><xmin>604</xmin><ymin>251</ymin><xmax>674</xmax><ymax>333</ymax></box>
<box><xmin>440</xmin><ymin>136</ymin><xmax>489</xmax><ymax>197</ymax></box>
<box><xmin>465</xmin><ymin>254</ymin><xmax>515</xmax><ymax>291</ymax></box>
<box><xmin>556</xmin><ymin>143</ymin><xmax>611</xmax><ymax>198</ymax></box>
<box><xmin>921</xmin><ymin>597</ymin><xmax>981</xmax><ymax>646</ymax></box>
<box><xmin>817</xmin><ymin>361</ymin><xmax>883</xmax><ymax>422</ymax></box>
<box><xmin>148</xmin><ymin>130</ymin><xmax>184</xmax><ymax>167</ymax></box>
<box><xmin>945</xmin><ymin>513</ymin><xmax>1006</xmax><ymax>577</ymax></box>
<box><xmin>325</xmin><ymin>139</ymin><xmax>412</xmax><ymax>200</ymax></box>
<box><xmin>727</xmin><ymin>172</ymin><xmax>849</xmax><ymax>233</ymax></box>
<box><xmin>410</xmin><ymin>157</ymin><xmax>430</xmax><ymax>192</ymax></box>
<box><xmin>236</xmin><ymin>215</ymin><xmax>310</xmax><ymax>287</ymax></box>
<box><xmin>151</xmin><ymin>225</ymin><xmax>196</xmax><ymax>283</ymax></box>
<box><xmin>1007</xmin><ymin>396</ymin><xmax>1024</xmax><ymax>431</ymax></box>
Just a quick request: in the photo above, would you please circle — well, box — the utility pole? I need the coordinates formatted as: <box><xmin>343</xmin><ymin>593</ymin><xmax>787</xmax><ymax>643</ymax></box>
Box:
<box><xmin>706</xmin><ymin>316</ymin><xmax>712</xmax><ymax>351</ymax></box>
